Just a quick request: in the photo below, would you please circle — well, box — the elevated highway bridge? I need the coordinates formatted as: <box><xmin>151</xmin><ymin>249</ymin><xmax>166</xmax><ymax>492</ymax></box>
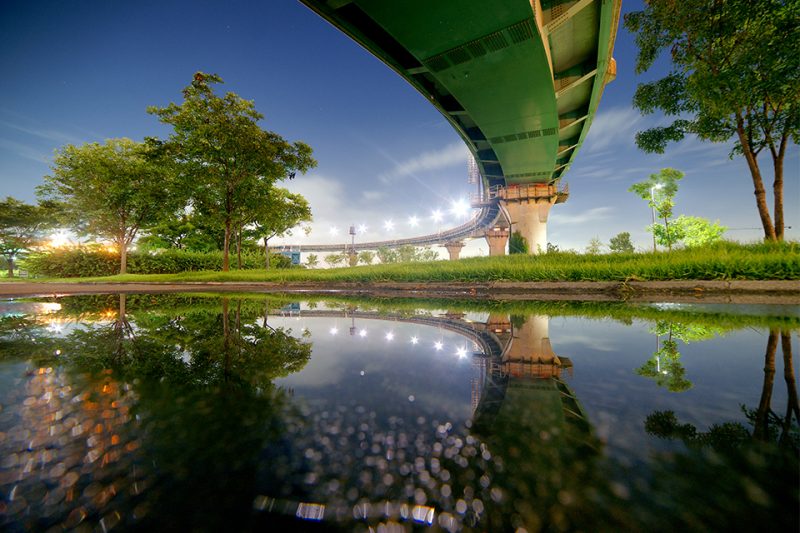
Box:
<box><xmin>298</xmin><ymin>0</ymin><xmax>621</xmax><ymax>255</ymax></box>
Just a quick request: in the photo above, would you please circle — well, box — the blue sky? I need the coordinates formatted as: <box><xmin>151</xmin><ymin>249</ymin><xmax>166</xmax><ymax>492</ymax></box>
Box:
<box><xmin>1</xmin><ymin>0</ymin><xmax>797</xmax><ymax>254</ymax></box>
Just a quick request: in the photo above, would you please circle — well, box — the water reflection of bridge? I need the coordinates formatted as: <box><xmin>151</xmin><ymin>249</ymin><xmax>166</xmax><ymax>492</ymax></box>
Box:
<box><xmin>269</xmin><ymin>307</ymin><xmax>590</xmax><ymax>434</ymax></box>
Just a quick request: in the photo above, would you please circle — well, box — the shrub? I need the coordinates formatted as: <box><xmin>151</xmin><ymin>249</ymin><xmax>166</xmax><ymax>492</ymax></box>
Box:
<box><xmin>509</xmin><ymin>231</ymin><xmax>529</xmax><ymax>254</ymax></box>
<box><xmin>24</xmin><ymin>248</ymin><xmax>290</xmax><ymax>277</ymax></box>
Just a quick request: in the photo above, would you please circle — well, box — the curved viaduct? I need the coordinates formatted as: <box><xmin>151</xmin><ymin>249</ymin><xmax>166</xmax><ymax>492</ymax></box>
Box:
<box><xmin>298</xmin><ymin>0</ymin><xmax>622</xmax><ymax>255</ymax></box>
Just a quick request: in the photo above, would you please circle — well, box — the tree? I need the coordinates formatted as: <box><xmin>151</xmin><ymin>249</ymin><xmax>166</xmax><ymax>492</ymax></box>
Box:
<box><xmin>243</xmin><ymin>188</ymin><xmax>311</xmax><ymax>269</ymax></box>
<box><xmin>0</xmin><ymin>197</ymin><xmax>54</xmax><ymax>277</ymax></box>
<box><xmin>305</xmin><ymin>253</ymin><xmax>319</xmax><ymax>268</ymax></box>
<box><xmin>39</xmin><ymin>138</ymin><xmax>175</xmax><ymax>274</ymax></box>
<box><xmin>148</xmin><ymin>72</ymin><xmax>316</xmax><ymax>271</ymax></box>
<box><xmin>138</xmin><ymin>210</ymin><xmax>220</xmax><ymax>252</ymax></box>
<box><xmin>509</xmin><ymin>231</ymin><xmax>529</xmax><ymax>254</ymax></box>
<box><xmin>585</xmin><ymin>237</ymin><xmax>604</xmax><ymax>254</ymax></box>
<box><xmin>609</xmin><ymin>232</ymin><xmax>635</xmax><ymax>253</ymax></box>
<box><xmin>624</xmin><ymin>1</ymin><xmax>799</xmax><ymax>241</ymax></box>
<box><xmin>324</xmin><ymin>253</ymin><xmax>345</xmax><ymax>267</ymax></box>
<box><xmin>671</xmin><ymin>216</ymin><xmax>727</xmax><ymax>247</ymax></box>
<box><xmin>376</xmin><ymin>246</ymin><xmax>397</xmax><ymax>264</ymax></box>
<box><xmin>357</xmin><ymin>250</ymin><xmax>375</xmax><ymax>265</ymax></box>
<box><xmin>629</xmin><ymin>168</ymin><xmax>684</xmax><ymax>251</ymax></box>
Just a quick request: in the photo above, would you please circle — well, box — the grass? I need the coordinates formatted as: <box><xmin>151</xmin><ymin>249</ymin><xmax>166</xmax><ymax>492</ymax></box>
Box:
<box><xmin>16</xmin><ymin>241</ymin><xmax>800</xmax><ymax>283</ymax></box>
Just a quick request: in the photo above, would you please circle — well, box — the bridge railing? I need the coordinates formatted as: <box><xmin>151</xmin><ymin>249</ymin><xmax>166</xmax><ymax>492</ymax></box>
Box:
<box><xmin>471</xmin><ymin>182</ymin><xmax>569</xmax><ymax>204</ymax></box>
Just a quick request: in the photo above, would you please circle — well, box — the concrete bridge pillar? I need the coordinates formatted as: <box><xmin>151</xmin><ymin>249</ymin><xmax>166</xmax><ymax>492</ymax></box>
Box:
<box><xmin>503</xmin><ymin>315</ymin><xmax>569</xmax><ymax>379</ymax></box>
<box><xmin>444</xmin><ymin>241</ymin><xmax>465</xmax><ymax>261</ymax></box>
<box><xmin>502</xmin><ymin>198</ymin><xmax>556</xmax><ymax>255</ymax></box>
<box><xmin>486</xmin><ymin>313</ymin><xmax>512</xmax><ymax>333</ymax></box>
<box><xmin>484</xmin><ymin>227</ymin><xmax>510</xmax><ymax>256</ymax></box>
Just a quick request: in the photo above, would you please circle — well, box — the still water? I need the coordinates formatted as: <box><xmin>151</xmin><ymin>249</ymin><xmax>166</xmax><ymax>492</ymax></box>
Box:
<box><xmin>0</xmin><ymin>294</ymin><xmax>797</xmax><ymax>531</ymax></box>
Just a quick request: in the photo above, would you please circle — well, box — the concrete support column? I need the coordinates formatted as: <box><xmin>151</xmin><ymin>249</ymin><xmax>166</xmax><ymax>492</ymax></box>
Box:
<box><xmin>503</xmin><ymin>315</ymin><xmax>564</xmax><ymax>379</ymax></box>
<box><xmin>484</xmin><ymin>227</ymin><xmax>510</xmax><ymax>256</ymax></box>
<box><xmin>486</xmin><ymin>313</ymin><xmax>512</xmax><ymax>334</ymax></box>
<box><xmin>444</xmin><ymin>241</ymin><xmax>465</xmax><ymax>261</ymax></box>
<box><xmin>502</xmin><ymin>198</ymin><xmax>556</xmax><ymax>255</ymax></box>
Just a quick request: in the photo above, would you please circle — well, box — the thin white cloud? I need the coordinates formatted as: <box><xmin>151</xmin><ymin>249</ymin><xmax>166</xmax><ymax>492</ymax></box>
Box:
<box><xmin>378</xmin><ymin>142</ymin><xmax>469</xmax><ymax>184</ymax></box>
<box><xmin>0</xmin><ymin>138</ymin><xmax>51</xmax><ymax>163</ymax></box>
<box><xmin>361</xmin><ymin>190</ymin><xmax>385</xmax><ymax>201</ymax></box>
<box><xmin>550</xmin><ymin>206</ymin><xmax>614</xmax><ymax>225</ymax></box>
<box><xmin>0</xmin><ymin>119</ymin><xmax>84</xmax><ymax>146</ymax></box>
<box><xmin>583</xmin><ymin>107</ymin><xmax>644</xmax><ymax>153</ymax></box>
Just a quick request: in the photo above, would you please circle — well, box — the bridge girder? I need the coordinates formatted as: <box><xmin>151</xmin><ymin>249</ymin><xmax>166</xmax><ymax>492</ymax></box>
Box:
<box><xmin>299</xmin><ymin>0</ymin><xmax>621</xmax><ymax>187</ymax></box>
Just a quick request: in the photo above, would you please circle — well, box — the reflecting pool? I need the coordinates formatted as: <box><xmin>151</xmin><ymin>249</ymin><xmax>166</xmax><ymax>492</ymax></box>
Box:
<box><xmin>0</xmin><ymin>294</ymin><xmax>797</xmax><ymax>531</ymax></box>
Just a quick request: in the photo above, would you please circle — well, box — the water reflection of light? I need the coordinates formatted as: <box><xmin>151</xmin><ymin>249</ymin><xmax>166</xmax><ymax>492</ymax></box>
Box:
<box><xmin>359</xmin><ymin>329</ymin><xmax>367</xmax><ymax>338</ymax></box>
<box><xmin>329</xmin><ymin>327</ymin><xmax>339</xmax><ymax>335</ymax></box>
<box><xmin>456</xmin><ymin>346</ymin><xmax>468</xmax><ymax>359</ymax></box>
<box><xmin>385</xmin><ymin>332</ymin><xmax>394</xmax><ymax>341</ymax></box>
<box><xmin>434</xmin><ymin>341</ymin><xmax>443</xmax><ymax>351</ymax></box>
<box><xmin>410</xmin><ymin>336</ymin><xmax>419</xmax><ymax>345</ymax></box>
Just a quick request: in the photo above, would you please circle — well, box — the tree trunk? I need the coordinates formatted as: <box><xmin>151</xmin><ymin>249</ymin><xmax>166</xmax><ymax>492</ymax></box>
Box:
<box><xmin>772</xmin><ymin>145</ymin><xmax>785</xmax><ymax>241</ymax></box>
<box><xmin>781</xmin><ymin>330</ymin><xmax>799</xmax><ymax>443</ymax></box>
<box><xmin>736</xmin><ymin>117</ymin><xmax>776</xmax><ymax>241</ymax></box>
<box><xmin>6</xmin><ymin>255</ymin><xmax>13</xmax><ymax>278</ymax></box>
<box><xmin>754</xmin><ymin>329</ymin><xmax>778</xmax><ymax>441</ymax></box>
<box><xmin>119</xmin><ymin>239</ymin><xmax>128</xmax><ymax>275</ymax></box>
<box><xmin>222</xmin><ymin>218</ymin><xmax>231</xmax><ymax>272</ymax></box>
<box><xmin>236</xmin><ymin>228</ymin><xmax>242</xmax><ymax>270</ymax></box>
<box><xmin>222</xmin><ymin>297</ymin><xmax>230</xmax><ymax>381</ymax></box>
<box><xmin>264</xmin><ymin>237</ymin><xmax>270</xmax><ymax>270</ymax></box>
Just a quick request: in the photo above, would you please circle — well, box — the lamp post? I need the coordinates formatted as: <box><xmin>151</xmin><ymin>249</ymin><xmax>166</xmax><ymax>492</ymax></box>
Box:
<box><xmin>349</xmin><ymin>225</ymin><xmax>357</xmax><ymax>266</ymax></box>
<box><xmin>649</xmin><ymin>184</ymin><xmax>662</xmax><ymax>252</ymax></box>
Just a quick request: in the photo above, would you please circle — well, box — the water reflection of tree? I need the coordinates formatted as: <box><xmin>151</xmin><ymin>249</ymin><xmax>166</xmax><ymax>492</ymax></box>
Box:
<box><xmin>641</xmin><ymin>329</ymin><xmax>799</xmax><ymax>531</ymax></box>
<box><xmin>636</xmin><ymin>321</ymin><xmax>725</xmax><ymax>392</ymax></box>
<box><xmin>54</xmin><ymin>294</ymin><xmax>312</xmax><ymax>389</ymax></box>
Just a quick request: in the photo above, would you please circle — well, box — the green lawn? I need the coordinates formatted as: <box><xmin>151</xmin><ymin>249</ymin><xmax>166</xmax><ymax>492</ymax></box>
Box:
<box><xmin>36</xmin><ymin>241</ymin><xmax>798</xmax><ymax>283</ymax></box>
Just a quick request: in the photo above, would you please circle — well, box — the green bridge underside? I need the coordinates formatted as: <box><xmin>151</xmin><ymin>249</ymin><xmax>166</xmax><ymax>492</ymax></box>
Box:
<box><xmin>300</xmin><ymin>0</ymin><xmax>620</xmax><ymax>187</ymax></box>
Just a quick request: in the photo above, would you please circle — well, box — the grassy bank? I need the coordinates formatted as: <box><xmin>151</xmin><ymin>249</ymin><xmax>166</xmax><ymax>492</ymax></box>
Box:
<box><xmin>28</xmin><ymin>241</ymin><xmax>800</xmax><ymax>283</ymax></box>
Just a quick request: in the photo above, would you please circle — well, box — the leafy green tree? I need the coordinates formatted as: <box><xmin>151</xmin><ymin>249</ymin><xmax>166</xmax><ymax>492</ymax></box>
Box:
<box><xmin>624</xmin><ymin>0</ymin><xmax>799</xmax><ymax>241</ymax></box>
<box><xmin>637</xmin><ymin>320</ymin><xmax>726</xmax><ymax>392</ymax></box>
<box><xmin>509</xmin><ymin>231</ymin><xmax>529</xmax><ymax>254</ymax></box>
<box><xmin>585</xmin><ymin>237</ymin><xmax>604</xmax><ymax>254</ymax></box>
<box><xmin>670</xmin><ymin>216</ymin><xmax>727</xmax><ymax>247</ymax></box>
<box><xmin>357</xmin><ymin>250</ymin><xmax>375</xmax><ymax>265</ymax></box>
<box><xmin>0</xmin><ymin>197</ymin><xmax>55</xmax><ymax>277</ymax></box>
<box><xmin>148</xmin><ymin>72</ymin><xmax>316</xmax><ymax>271</ymax></box>
<box><xmin>39</xmin><ymin>138</ymin><xmax>176</xmax><ymax>274</ymax></box>
<box><xmin>138</xmin><ymin>210</ymin><xmax>219</xmax><ymax>252</ymax></box>
<box><xmin>244</xmin><ymin>188</ymin><xmax>311</xmax><ymax>269</ymax></box>
<box><xmin>609</xmin><ymin>232</ymin><xmax>635</xmax><ymax>253</ymax></box>
<box><xmin>305</xmin><ymin>253</ymin><xmax>319</xmax><ymax>268</ymax></box>
<box><xmin>376</xmin><ymin>246</ymin><xmax>398</xmax><ymax>264</ymax></box>
<box><xmin>629</xmin><ymin>168</ymin><xmax>684</xmax><ymax>251</ymax></box>
<box><xmin>324</xmin><ymin>253</ymin><xmax>345</xmax><ymax>267</ymax></box>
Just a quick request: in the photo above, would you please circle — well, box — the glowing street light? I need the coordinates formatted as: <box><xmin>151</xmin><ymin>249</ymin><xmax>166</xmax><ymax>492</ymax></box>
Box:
<box><xmin>431</xmin><ymin>209</ymin><xmax>443</xmax><ymax>223</ymax></box>
<box><xmin>358</xmin><ymin>224</ymin><xmax>368</xmax><ymax>234</ymax></box>
<box><xmin>408</xmin><ymin>215</ymin><xmax>419</xmax><ymax>227</ymax></box>
<box><xmin>450</xmin><ymin>198</ymin><xmax>470</xmax><ymax>219</ymax></box>
<box><xmin>384</xmin><ymin>220</ymin><xmax>395</xmax><ymax>231</ymax></box>
<box><xmin>329</xmin><ymin>226</ymin><xmax>339</xmax><ymax>236</ymax></box>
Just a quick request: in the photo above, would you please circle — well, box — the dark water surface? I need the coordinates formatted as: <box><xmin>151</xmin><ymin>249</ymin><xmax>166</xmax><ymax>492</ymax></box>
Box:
<box><xmin>0</xmin><ymin>294</ymin><xmax>797</xmax><ymax>531</ymax></box>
